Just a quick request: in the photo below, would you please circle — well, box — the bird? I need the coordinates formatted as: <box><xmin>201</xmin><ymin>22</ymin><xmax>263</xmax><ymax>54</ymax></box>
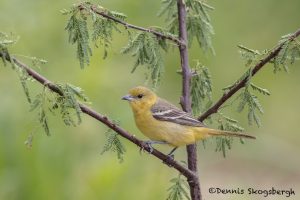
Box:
<box><xmin>122</xmin><ymin>86</ymin><xmax>255</xmax><ymax>155</ymax></box>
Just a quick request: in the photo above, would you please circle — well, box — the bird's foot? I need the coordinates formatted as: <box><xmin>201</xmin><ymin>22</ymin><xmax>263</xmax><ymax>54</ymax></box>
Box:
<box><xmin>167</xmin><ymin>153</ymin><xmax>175</xmax><ymax>160</ymax></box>
<box><xmin>144</xmin><ymin>141</ymin><xmax>154</xmax><ymax>153</ymax></box>
<box><xmin>163</xmin><ymin>154</ymin><xmax>175</xmax><ymax>166</ymax></box>
<box><xmin>140</xmin><ymin>140</ymin><xmax>167</xmax><ymax>154</ymax></box>
<box><xmin>167</xmin><ymin>147</ymin><xmax>177</xmax><ymax>158</ymax></box>
<box><xmin>162</xmin><ymin>147</ymin><xmax>177</xmax><ymax>166</ymax></box>
<box><xmin>139</xmin><ymin>141</ymin><xmax>154</xmax><ymax>154</ymax></box>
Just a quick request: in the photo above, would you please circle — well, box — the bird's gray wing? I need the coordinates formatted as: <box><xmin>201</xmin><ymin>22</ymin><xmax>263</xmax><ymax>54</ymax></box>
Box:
<box><xmin>151</xmin><ymin>98</ymin><xmax>205</xmax><ymax>127</ymax></box>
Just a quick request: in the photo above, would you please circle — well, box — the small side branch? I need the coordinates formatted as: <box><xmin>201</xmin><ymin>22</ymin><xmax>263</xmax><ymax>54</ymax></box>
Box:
<box><xmin>0</xmin><ymin>52</ymin><xmax>197</xmax><ymax>182</ymax></box>
<box><xmin>78</xmin><ymin>4</ymin><xmax>185</xmax><ymax>46</ymax></box>
<box><xmin>198</xmin><ymin>27</ymin><xmax>300</xmax><ymax>121</ymax></box>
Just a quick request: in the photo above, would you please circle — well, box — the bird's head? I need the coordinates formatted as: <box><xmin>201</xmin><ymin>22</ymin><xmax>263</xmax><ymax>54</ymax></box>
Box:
<box><xmin>122</xmin><ymin>86</ymin><xmax>157</xmax><ymax>111</ymax></box>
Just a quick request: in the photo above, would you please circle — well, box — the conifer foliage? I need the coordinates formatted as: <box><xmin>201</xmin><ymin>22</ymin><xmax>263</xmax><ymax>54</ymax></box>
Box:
<box><xmin>190</xmin><ymin>61</ymin><xmax>212</xmax><ymax>115</ymax></box>
<box><xmin>159</xmin><ymin>0</ymin><xmax>215</xmax><ymax>52</ymax></box>
<box><xmin>121</xmin><ymin>32</ymin><xmax>165</xmax><ymax>86</ymax></box>
<box><xmin>0</xmin><ymin>31</ymin><xmax>89</xmax><ymax>137</ymax></box>
<box><xmin>62</xmin><ymin>1</ymin><xmax>215</xmax><ymax>86</ymax></box>
<box><xmin>101</xmin><ymin>126</ymin><xmax>126</xmax><ymax>163</ymax></box>
<box><xmin>167</xmin><ymin>174</ymin><xmax>190</xmax><ymax>200</ymax></box>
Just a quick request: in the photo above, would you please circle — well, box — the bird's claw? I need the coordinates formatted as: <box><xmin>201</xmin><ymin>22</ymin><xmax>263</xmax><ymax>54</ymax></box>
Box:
<box><xmin>162</xmin><ymin>149</ymin><xmax>176</xmax><ymax>166</ymax></box>
<box><xmin>167</xmin><ymin>153</ymin><xmax>175</xmax><ymax>160</ymax></box>
<box><xmin>144</xmin><ymin>141</ymin><xmax>154</xmax><ymax>153</ymax></box>
<box><xmin>140</xmin><ymin>141</ymin><xmax>154</xmax><ymax>154</ymax></box>
<box><xmin>163</xmin><ymin>154</ymin><xmax>175</xmax><ymax>166</ymax></box>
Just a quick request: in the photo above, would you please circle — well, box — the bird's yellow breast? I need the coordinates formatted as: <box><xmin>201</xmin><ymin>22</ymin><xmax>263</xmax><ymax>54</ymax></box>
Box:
<box><xmin>124</xmin><ymin>86</ymin><xmax>254</xmax><ymax>147</ymax></box>
<box><xmin>132</xmin><ymin>108</ymin><xmax>197</xmax><ymax>147</ymax></box>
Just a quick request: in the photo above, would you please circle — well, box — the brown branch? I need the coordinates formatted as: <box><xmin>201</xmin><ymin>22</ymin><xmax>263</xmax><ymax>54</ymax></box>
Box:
<box><xmin>176</xmin><ymin>0</ymin><xmax>202</xmax><ymax>199</ymax></box>
<box><xmin>198</xmin><ymin>27</ymin><xmax>300</xmax><ymax>122</ymax></box>
<box><xmin>78</xmin><ymin>4</ymin><xmax>185</xmax><ymax>46</ymax></box>
<box><xmin>0</xmin><ymin>51</ymin><xmax>197</xmax><ymax>182</ymax></box>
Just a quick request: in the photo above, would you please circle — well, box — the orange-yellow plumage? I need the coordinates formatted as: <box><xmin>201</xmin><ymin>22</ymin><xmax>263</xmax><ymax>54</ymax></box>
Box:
<box><xmin>122</xmin><ymin>86</ymin><xmax>255</xmax><ymax>147</ymax></box>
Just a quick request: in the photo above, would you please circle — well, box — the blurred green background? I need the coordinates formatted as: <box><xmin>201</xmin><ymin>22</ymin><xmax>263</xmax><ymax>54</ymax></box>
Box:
<box><xmin>1</xmin><ymin>0</ymin><xmax>300</xmax><ymax>200</ymax></box>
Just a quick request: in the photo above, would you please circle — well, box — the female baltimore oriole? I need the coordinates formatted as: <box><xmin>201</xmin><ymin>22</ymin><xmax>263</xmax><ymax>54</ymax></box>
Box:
<box><xmin>122</xmin><ymin>86</ymin><xmax>255</xmax><ymax>151</ymax></box>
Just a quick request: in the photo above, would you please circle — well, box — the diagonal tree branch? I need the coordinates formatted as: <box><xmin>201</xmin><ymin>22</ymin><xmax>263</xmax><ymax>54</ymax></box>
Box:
<box><xmin>198</xmin><ymin>27</ymin><xmax>300</xmax><ymax>122</ymax></box>
<box><xmin>0</xmin><ymin>51</ymin><xmax>197</xmax><ymax>181</ymax></box>
<box><xmin>78</xmin><ymin>4</ymin><xmax>185</xmax><ymax>46</ymax></box>
<box><xmin>176</xmin><ymin>0</ymin><xmax>202</xmax><ymax>199</ymax></box>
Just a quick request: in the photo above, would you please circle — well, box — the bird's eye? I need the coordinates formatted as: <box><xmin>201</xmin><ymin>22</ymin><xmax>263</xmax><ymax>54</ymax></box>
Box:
<box><xmin>137</xmin><ymin>94</ymin><xmax>143</xmax><ymax>99</ymax></box>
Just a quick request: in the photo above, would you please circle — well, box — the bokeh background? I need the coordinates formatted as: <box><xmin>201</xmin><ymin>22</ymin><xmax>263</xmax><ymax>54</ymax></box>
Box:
<box><xmin>1</xmin><ymin>0</ymin><xmax>300</xmax><ymax>200</ymax></box>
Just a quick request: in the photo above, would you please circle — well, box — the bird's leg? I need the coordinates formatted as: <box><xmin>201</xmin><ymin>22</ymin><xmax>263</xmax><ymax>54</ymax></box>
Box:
<box><xmin>162</xmin><ymin>147</ymin><xmax>178</xmax><ymax>165</ymax></box>
<box><xmin>167</xmin><ymin>147</ymin><xmax>178</xmax><ymax>159</ymax></box>
<box><xmin>141</xmin><ymin>140</ymin><xmax>168</xmax><ymax>153</ymax></box>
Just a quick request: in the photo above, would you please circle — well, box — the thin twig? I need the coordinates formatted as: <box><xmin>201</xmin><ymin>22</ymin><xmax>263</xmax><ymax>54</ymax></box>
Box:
<box><xmin>198</xmin><ymin>27</ymin><xmax>300</xmax><ymax>122</ymax></box>
<box><xmin>78</xmin><ymin>4</ymin><xmax>185</xmax><ymax>46</ymax></box>
<box><xmin>0</xmin><ymin>51</ymin><xmax>197</xmax><ymax>181</ymax></box>
<box><xmin>176</xmin><ymin>0</ymin><xmax>202</xmax><ymax>199</ymax></box>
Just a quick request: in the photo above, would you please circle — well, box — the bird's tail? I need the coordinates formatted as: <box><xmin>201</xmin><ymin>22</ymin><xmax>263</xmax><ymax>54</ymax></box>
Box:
<box><xmin>194</xmin><ymin>127</ymin><xmax>256</xmax><ymax>140</ymax></box>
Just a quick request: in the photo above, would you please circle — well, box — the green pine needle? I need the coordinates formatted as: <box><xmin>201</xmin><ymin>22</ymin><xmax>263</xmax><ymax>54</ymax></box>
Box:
<box><xmin>215</xmin><ymin>113</ymin><xmax>244</xmax><ymax>157</ymax></box>
<box><xmin>107</xmin><ymin>10</ymin><xmax>127</xmax><ymax>21</ymax></box>
<box><xmin>0</xmin><ymin>32</ymin><xmax>19</xmax><ymax>66</ymax></box>
<box><xmin>5</xmin><ymin>55</ymin><xmax>47</xmax><ymax>104</ymax></box>
<box><xmin>92</xmin><ymin>15</ymin><xmax>121</xmax><ymax>59</ymax></box>
<box><xmin>65</xmin><ymin>13</ymin><xmax>92</xmax><ymax>68</ymax></box>
<box><xmin>18</xmin><ymin>69</ymin><xmax>32</xmax><ymax>103</ymax></box>
<box><xmin>101</xmin><ymin>128</ymin><xmax>126</xmax><ymax>163</ymax></box>
<box><xmin>250</xmin><ymin>83</ymin><xmax>270</xmax><ymax>96</ymax></box>
<box><xmin>63</xmin><ymin>3</ymin><xmax>127</xmax><ymax>65</ymax></box>
<box><xmin>0</xmin><ymin>32</ymin><xmax>19</xmax><ymax>48</ymax></box>
<box><xmin>190</xmin><ymin>62</ymin><xmax>212</xmax><ymax>115</ymax></box>
<box><xmin>272</xmin><ymin>36</ymin><xmax>300</xmax><ymax>73</ymax></box>
<box><xmin>121</xmin><ymin>32</ymin><xmax>164</xmax><ymax>87</ymax></box>
<box><xmin>237</xmin><ymin>88</ymin><xmax>263</xmax><ymax>127</ymax></box>
<box><xmin>238</xmin><ymin>40</ymin><xmax>300</xmax><ymax>74</ymax></box>
<box><xmin>186</xmin><ymin>0</ymin><xmax>215</xmax><ymax>53</ymax></box>
<box><xmin>274</xmin><ymin>41</ymin><xmax>290</xmax><ymax>73</ymax></box>
<box><xmin>29</xmin><ymin>83</ymin><xmax>89</xmax><ymax>136</ymax></box>
<box><xmin>215</xmin><ymin>136</ymin><xmax>232</xmax><ymax>158</ymax></box>
<box><xmin>158</xmin><ymin>0</ymin><xmax>215</xmax><ymax>53</ymax></box>
<box><xmin>40</xmin><ymin>109</ymin><xmax>50</xmax><ymax>136</ymax></box>
<box><xmin>289</xmin><ymin>41</ymin><xmax>300</xmax><ymax>64</ymax></box>
<box><xmin>167</xmin><ymin>174</ymin><xmax>190</xmax><ymax>200</ymax></box>
<box><xmin>56</xmin><ymin>83</ymin><xmax>89</xmax><ymax>126</ymax></box>
<box><xmin>158</xmin><ymin>0</ymin><xmax>178</xmax><ymax>36</ymax></box>
<box><xmin>24</xmin><ymin>133</ymin><xmax>34</xmax><ymax>148</ymax></box>
<box><xmin>15</xmin><ymin>55</ymin><xmax>47</xmax><ymax>69</ymax></box>
<box><xmin>238</xmin><ymin>45</ymin><xmax>261</xmax><ymax>67</ymax></box>
<box><xmin>30</xmin><ymin>90</ymin><xmax>51</xmax><ymax>136</ymax></box>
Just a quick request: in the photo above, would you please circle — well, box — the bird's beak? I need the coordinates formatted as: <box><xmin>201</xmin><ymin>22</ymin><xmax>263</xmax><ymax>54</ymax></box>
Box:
<box><xmin>122</xmin><ymin>94</ymin><xmax>134</xmax><ymax>101</ymax></box>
